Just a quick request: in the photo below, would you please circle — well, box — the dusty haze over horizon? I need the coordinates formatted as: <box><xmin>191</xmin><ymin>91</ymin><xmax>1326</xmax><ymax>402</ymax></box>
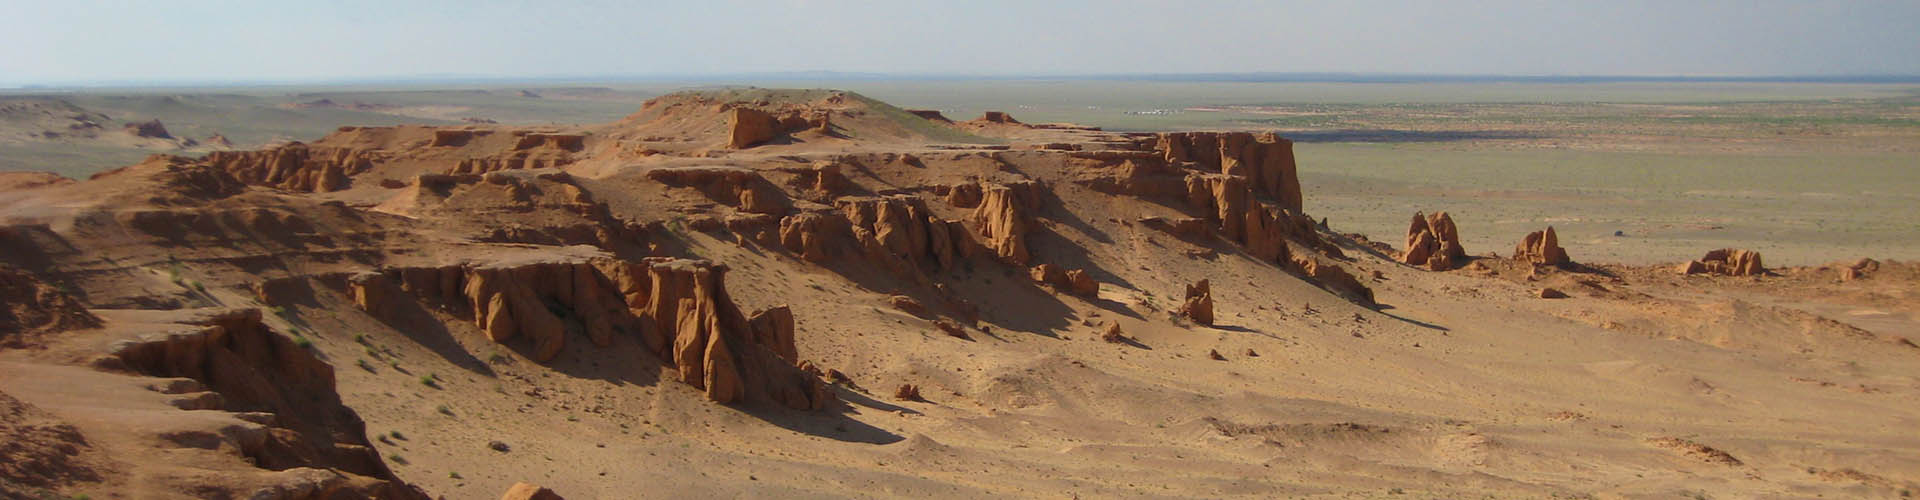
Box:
<box><xmin>5</xmin><ymin>0</ymin><xmax>1920</xmax><ymax>86</ymax></box>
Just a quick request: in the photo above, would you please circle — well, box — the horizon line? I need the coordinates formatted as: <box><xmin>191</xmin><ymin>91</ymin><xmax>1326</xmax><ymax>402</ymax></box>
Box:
<box><xmin>9</xmin><ymin>71</ymin><xmax>1920</xmax><ymax>90</ymax></box>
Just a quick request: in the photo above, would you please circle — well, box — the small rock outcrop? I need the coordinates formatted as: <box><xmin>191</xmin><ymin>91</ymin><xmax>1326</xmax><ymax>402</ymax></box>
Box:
<box><xmin>1680</xmin><ymin>249</ymin><xmax>1765</xmax><ymax>276</ymax></box>
<box><xmin>1290</xmin><ymin>256</ymin><xmax>1376</xmax><ymax>308</ymax></box>
<box><xmin>124</xmin><ymin>119</ymin><xmax>173</xmax><ymax>139</ymax></box>
<box><xmin>1514</xmin><ymin>226</ymin><xmax>1571</xmax><ymax>266</ymax></box>
<box><xmin>1179</xmin><ymin>279</ymin><xmax>1214</xmax><ymax>326</ymax></box>
<box><xmin>501</xmin><ymin>482</ymin><xmax>565</xmax><ymax>500</ymax></box>
<box><xmin>1403</xmin><ymin>211</ymin><xmax>1467</xmax><ymax>271</ymax></box>
<box><xmin>1028</xmin><ymin>264</ymin><xmax>1099</xmax><ymax>296</ymax></box>
<box><xmin>728</xmin><ymin>108</ymin><xmax>780</xmax><ymax>149</ymax></box>
<box><xmin>895</xmin><ymin>384</ymin><xmax>923</xmax><ymax>401</ymax></box>
<box><xmin>1839</xmin><ymin>258</ymin><xmax>1880</xmax><ymax>281</ymax></box>
<box><xmin>973</xmin><ymin>183</ymin><xmax>1034</xmax><ymax>265</ymax></box>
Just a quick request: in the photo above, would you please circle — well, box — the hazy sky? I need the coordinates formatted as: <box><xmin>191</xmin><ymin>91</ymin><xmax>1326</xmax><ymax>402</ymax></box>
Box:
<box><xmin>4</xmin><ymin>0</ymin><xmax>1918</xmax><ymax>85</ymax></box>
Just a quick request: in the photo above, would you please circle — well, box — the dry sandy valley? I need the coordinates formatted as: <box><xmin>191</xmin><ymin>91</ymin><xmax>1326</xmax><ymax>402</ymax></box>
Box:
<box><xmin>2</xmin><ymin>87</ymin><xmax>1917</xmax><ymax>500</ymax></box>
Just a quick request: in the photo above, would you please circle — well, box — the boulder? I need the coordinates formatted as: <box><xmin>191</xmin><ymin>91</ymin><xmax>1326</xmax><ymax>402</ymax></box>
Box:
<box><xmin>1539</xmin><ymin>288</ymin><xmax>1568</xmax><ymax>299</ymax></box>
<box><xmin>501</xmin><ymin>482</ymin><xmax>565</xmax><ymax>500</ymax></box>
<box><xmin>1179</xmin><ymin>279</ymin><xmax>1214</xmax><ymax>326</ymax></box>
<box><xmin>1065</xmin><ymin>269</ymin><xmax>1099</xmax><ymax>296</ymax></box>
<box><xmin>1514</xmin><ymin>226</ymin><xmax>1571</xmax><ymax>266</ymax></box>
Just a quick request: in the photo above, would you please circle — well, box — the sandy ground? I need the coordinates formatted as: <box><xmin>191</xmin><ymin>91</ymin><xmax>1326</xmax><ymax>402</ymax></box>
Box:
<box><xmin>2</xmin><ymin>89</ymin><xmax>1916</xmax><ymax>499</ymax></box>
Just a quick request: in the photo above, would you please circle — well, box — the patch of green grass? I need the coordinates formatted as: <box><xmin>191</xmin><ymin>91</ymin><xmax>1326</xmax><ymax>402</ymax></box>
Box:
<box><xmin>293</xmin><ymin>336</ymin><xmax>314</xmax><ymax>349</ymax></box>
<box><xmin>386</xmin><ymin>453</ymin><xmax>407</xmax><ymax>465</ymax></box>
<box><xmin>419</xmin><ymin>374</ymin><xmax>439</xmax><ymax>388</ymax></box>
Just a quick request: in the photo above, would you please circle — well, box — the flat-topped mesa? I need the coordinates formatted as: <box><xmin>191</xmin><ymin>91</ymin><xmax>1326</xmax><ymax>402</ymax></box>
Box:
<box><xmin>1514</xmin><ymin>226</ymin><xmax>1572</xmax><ymax>266</ymax></box>
<box><xmin>346</xmin><ymin>257</ymin><xmax>830</xmax><ymax>409</ymax></box>
<box><xmin>199</xmin><ymin>142</ymin><xmax>388</xmax><ymax>192</ymax></box>
<box><xmin>977</xmin><ymin>111</ymin><xmax>1022</xmax><ymax>124</ymax></box>
<box><xmin>1156</xmin><ymin>131</ymin><xmax>1301</xmax><ymax>213</ymax></box>
<box><xmin>1403</xmin><ymin>211</ymin><xmax>1467</xmax><ymax>271</ymax></box>
<box><xmin>1680</xmin><ymin>248</ymin><xmax>1766</xmax><ymax>276</ymax></box>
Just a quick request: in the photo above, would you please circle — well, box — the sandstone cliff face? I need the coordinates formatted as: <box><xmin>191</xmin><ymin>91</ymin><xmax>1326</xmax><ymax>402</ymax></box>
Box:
<box><xmin>1157</xmin><ymin>132</ymin><xmax>1301</xmax><ymax>213</ymax></box>
<box><xmin>727</xmin><ymin>108</ymin><xmax>779</xmax><ymax>149</ymax></box>
<box><xmin>450</xmin><ymin>150</ymin><xmax>578</xmax><ymax>175</ymax></box>
<box><xmin>1514</xmin><ymin>226</ymin><xmax>1571</xmax><ymax>266</ymax></box>
<box><xmin>1680</xmin><ymin>249</ymin><xmax>1765</xmax><ymax>276</ymax></box>
<box><xmin>104</xmin><ymin>308</ymin><xmax>427</xmax><ymax>499</ymax></box>
<box><xmin>200</xmin><ymin>142</ymin><xmax>387</xmax><ymax>193</ymax></box>
<box><xmin>1403</xmin><ymin>211</ymin><xmax>1467</xmax><ymax>271</ymax></box>
<box><xmin>348</xmin><ymin>257</ymin><xmax>830</xmax><ymax>409</ymax></box>
<box><xmin>647</xmin><ymin>166</ymin><xmax>791</xmax><ymax>215</ymax></box>
<box><xmin>838</xmin><ymin>195</ymin><xmax>972</xmax><ymax>274</ymax></box>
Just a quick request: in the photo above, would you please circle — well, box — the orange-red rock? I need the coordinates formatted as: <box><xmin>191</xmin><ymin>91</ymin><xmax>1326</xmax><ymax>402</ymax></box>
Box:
<box><xmin>1515</xmin><ymin>226</ymin><xmax>1571</xmax><ymax>266</ymax></box>
<box><xmin>727</xmin><ymin>107</ymin><xmax>779</xmax><ymax>149</ymax></box>
<box><xmin>1180</xmin><ymin>279</ymin><xmax>1214</xmax><ymax>326</ymax></box>
<box><xmin>1681</xmin><ymin>249</ymin><xmax>1765</xmax><ymax>276</ymax></box>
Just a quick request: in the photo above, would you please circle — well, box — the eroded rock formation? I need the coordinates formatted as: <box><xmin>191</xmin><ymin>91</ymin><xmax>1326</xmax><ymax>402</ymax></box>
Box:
<box><xmin>200</xmin><ymin>142</ymin><xmax>387</xmax><ymax>192</ymax></box>
<box><xmin>103</xmin><ymin>308</ymin><xmax>427</xmax><ymax>499</ymax></box>
<box><xmin>1157</xmin><ymin>132</ymin><xmax>1302</xmax><ymax>212</ymax></box>
<box><xmin>1180</xmin><ymin>279</ymin><xmax>1214</xmax><ymax>326</ymax></box>
<box><xmin>0</xmin><ymin>265</ymin><xmax>101</xmax><ymax>347</ymax></box>
<box><xmin>1514</xmin><ymin>226</ymin><xmax>1571</xmax><ymax>266</ymax></box>
<box><xmin>972</xmin><ymin>183</ymin><xmax>1034</xmax><ymax>265</ymax></box>
<box><xmin>647</xmin><ymin>166</ymin><xmax>790</xmax><ymax>214</ymax></box>
<box><xmin>348</xmin><ymin>256</ymin><xmax>830</xmax><ymax>409</ymax></box>
<box><xmin>1680</xmin><ymin>249</ymin><xmax>1765</xmax><ymax>276</ymax></box>
<box><xmin>1403</xmin><ymin>211</ymin><xmax>1467</xmax><ymax>271</ymax></box>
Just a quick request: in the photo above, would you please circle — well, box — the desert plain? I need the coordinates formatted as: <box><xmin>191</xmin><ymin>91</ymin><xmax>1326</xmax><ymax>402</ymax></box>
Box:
<box><xmin>1</xmin><ymin>80</ymin><xmax>1917</xmax><ymax>499</ymax></box>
